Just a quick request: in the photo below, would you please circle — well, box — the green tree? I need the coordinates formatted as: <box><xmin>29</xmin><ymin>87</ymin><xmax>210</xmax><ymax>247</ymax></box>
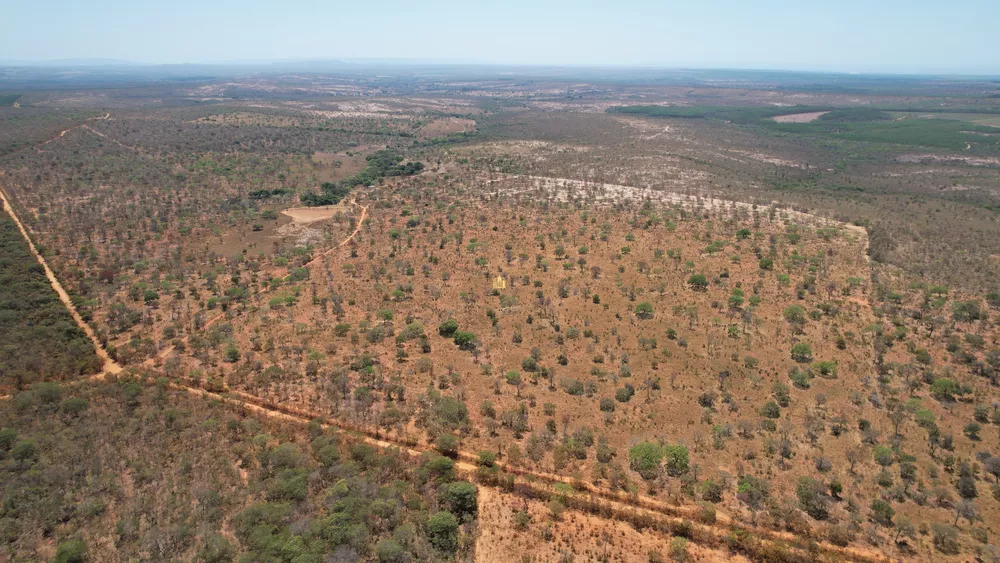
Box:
<box><xmin>870</xmin><ymin>499</ymin><xmax>895</xmax><ymax>527</ymax></box>
<box><xmin>444</xmin><ymin>481</ymin><xmax>478</xmax><ymax>519</ymax></box>
<box><xmin>629</xmin><ymin>442</ymin><xmax>663</xmax><ymax>480</ymax></box>
<box><xmin>635</xmin><ymin>302</ymin><xmax>654</xmax><ymax>319</ymax></box>
<box><xmin>688</xmin><ymin>273</ymin><xmax>708</xmax><ymax>291</ymax></box>
<box><xmin>453</xmin><ymin>331</ymin><xmax>477</xmax><ymax>350</ymax></box>
<box><xmin>663</xmin><ymin>445</ymin><xmax>690</xmax><ymax>476</ymax></box>
<box><xmin>427</xmin><ymin>511</ymin><xmax>459</xmax><ymax>552</ymax></box>
<box><xmin>438</xmin><ymin>318</ymin><xmax>459</xmax><ymax>336</ymax></box>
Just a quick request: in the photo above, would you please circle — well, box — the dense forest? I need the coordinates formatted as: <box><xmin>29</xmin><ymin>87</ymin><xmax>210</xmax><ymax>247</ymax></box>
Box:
<box><xmin>0</xmin><ymin>378</ymin><xmax>479</xmax><ymax>562</ymax></box>
<box><xmin>0</xmin><ymin>212</ymin><xmax>102</xmax><ymax>391</ymax></box>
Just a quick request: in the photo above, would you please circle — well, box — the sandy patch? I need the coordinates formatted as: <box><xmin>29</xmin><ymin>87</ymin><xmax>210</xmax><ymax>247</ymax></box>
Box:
<box><xmin>897</xmin><ymin>154</ymin><xmax>1000</xmax><ymax>167</ymax></box>
<box><xmin>771</xmin><ymin>111</ymin><xmax>829</xmax><ymax>123</ymax></box>
<box><xmin>274</xmin><ymin>221</ymin><xmax>326</xmax><ymax>247</ymax></box>
<box><xmin>281</xmin><ymin>206</ymin><xmax>341</xmax><ymax>223</ymax></box>
<box><xmin>486</xmin><ymin>173</ymin><xmax>867</xmax><ymax>240</ymax></box>
<box><xmin>418</xmin><ymin>117</ymin><xmax>476</xmax><ymax>139</ymax></box>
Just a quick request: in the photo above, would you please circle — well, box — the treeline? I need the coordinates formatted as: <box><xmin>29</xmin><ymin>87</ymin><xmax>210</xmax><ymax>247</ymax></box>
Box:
<box><xmin>249</xmin><ymin>188</ymin><xmax>292</xmax><ymax>200</ymax></box>
<box><xmin>301</xmin><ymin>149</ymin><xmax>424</xmax><ymax>206</ymax></box>
<box><xmin>0</xmin><ymin>378</ymin><xmax>479</xmax><ymax>562</ymax></box>
<box><xmin>611</xmin><ymin>104</ymin><xmax>1000</xmax><ymax>150</ymax></box>
<box><xmin>609</xmin><ymin>104</ymin><xmax>832</xmax><ymax>125</ymax></box>
<box><xmin>0</xmin><ymin>213</ymin><xmax>101</xmax><ymax>390</ymax></box>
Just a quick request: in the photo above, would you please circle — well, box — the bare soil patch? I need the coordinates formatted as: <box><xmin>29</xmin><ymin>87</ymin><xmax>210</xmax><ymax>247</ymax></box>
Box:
<box><xmin>771</xmin><ymin>111</ymin><xmax>829</xmax><ymax>123</ymax></box>
<box><xmin>282</xmin><ymin>205</ymin><xmax>343</xmax><ymax>224</ymax></box>
<box><xmin>418</xmin><ymin>117</ymin><xmax>476</xmax><ymax>139</ymax></box>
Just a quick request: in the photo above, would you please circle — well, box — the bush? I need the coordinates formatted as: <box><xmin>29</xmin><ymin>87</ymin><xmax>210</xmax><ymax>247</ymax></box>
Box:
<box><xmin>375</xmin><ymin>538</ymin><xmax>407</xmax><ymax>563</ymax></box>
<box><xmin>435</xmin><ymin>434</ymin><xmax>460</xmax><ymax>457</ymax></box>
<box><xmin>438</xmin><ymin>318</ymin><xmax>459</xmax><ymax>336</ymax></box>
<box><xmin>760</xmin><ymin>401</ymin><xmax>781</xmax><ymax>419</ymax></box>
<box><xmin>791</xmin><ymin>342</ymin><xmax>813</xmax><ymax>362</ymax></box>
<box><xmin>11</xmin><ymin>439</ymin><xmax>38</xmax><ymax>463</ymax></box>
<box><xmin>53</xmin><ymin>539</ymin><xmax>88</xmax><ymax>563</ymax></box>
<box><xmin>615</xmin><ymin>384</ymin><xmax>635</xmax><ymax>403</ymax></box>
<box><xmin>453</xmin><ymin>331</ymin><xmax>477</xmax><ymax>350</ymax></box>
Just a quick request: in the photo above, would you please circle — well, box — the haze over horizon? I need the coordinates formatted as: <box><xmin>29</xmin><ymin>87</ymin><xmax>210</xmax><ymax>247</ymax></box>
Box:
<box><xmin>2</xmin><ymin>0</ymin><xmax>998</xmax><ymax>75</ymax></box>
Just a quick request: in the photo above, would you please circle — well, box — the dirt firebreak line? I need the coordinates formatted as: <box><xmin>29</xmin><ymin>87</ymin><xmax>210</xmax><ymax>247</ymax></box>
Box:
<box><xmin>0</xmin><ymin>180</ymin><xmax>880</xmax><ymax>563</ymax></box>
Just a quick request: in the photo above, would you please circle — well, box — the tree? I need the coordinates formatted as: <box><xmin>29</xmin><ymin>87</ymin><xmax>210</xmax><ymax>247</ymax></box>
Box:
<box><xmin>687</xmin><ymin>273</ymin><xmax>708</xmax><ymax>291</ymax></box>
<box><xmin>930</xmin><ymin>378</ymin><xmax>956</xmax><ymax>401</ymax></box>
<box><xmin>436</xmin><ymin>434</ymin><xmax>460</xmax><ymax>457</ymax></box>
<box><xmin>629</xmin><ymin>442</ymin><xmax>663</xmax><ymax>480</ymax></box>
<box><xmin>873</xmin><ymin>446</ymin><xmax>894</xmax><ymax>468</ymax></box>
<box><xmin>985</xmin><ymin>456</ymin><xmax>1000</xmax><ymax>483</ymax></box>
<box><xmin>663</xmin><ymin>445</ymin><xmax>690</xmax><ymax>476</ymax></box>
<box><xmin>870</xmin><ymin>499</ymin><xmax>895</xmax><ymax>527</ymax></box>
<box><xmin>846</xmin><ymin>445</ymin><xmax>865</xmax><ymax>473</ymax></box>
<box><xmin>452</xmin><ymin>331</ymin><xmax>477</xmax><ymax>351</ymax></box>
<box><xmin>737</xmin><ymin>474</ymin><xmax>771</xmax><ymax>511</ymax></box>
<box><xmin>427</xmin><ymin>511</ymin><xmax>459</xmax><ymax>552</ymax></box>
<box><xmin>635</xmin><ymin>301</ymin><xmax>654</xmax><ymax>319</ymax></box>
<box><xmin>444</xmin><ymin>481</ymin><xmax>478</xmax><ymax>519</ymax></box>
<box><xmin>796</xmin><ymin>477</ymin><xmax>829</xmax><ymax>520</ymax></box>
<box><xmin>932</xmin><ymin>524</ymin><xmax>960</xmax><ymax>554</ymax></box>
<box><xmin>954</xmin><ymin>499</ymin><xmax>978</xmax><ymax>525</ymax></box>
<box><xmin>894</xmin><ymin>516</ymin><xmax>917</xmax><ymax>545</ymax></box>
<box><xmin>760</xmin><ymin>401</ymin><xmax>781</xmax><ymax>419</ymax></box>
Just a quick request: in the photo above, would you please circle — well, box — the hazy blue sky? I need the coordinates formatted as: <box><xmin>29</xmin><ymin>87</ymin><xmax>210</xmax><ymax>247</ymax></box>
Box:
<box><xmin>3</xmin><ymin>0</ymin><xmax>997</xmax><ymax>73</ymax></box>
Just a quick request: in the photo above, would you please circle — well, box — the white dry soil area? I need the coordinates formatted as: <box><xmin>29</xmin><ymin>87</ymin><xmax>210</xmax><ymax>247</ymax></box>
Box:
<box><xmin>771</xmin><ymin>111</ymin><xmax>829</xmax><ymax>123</ymax></box>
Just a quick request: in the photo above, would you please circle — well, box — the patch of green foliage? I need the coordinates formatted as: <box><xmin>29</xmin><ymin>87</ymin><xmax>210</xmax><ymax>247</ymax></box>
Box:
<box><xmin>609</xmin><ymin>104</ymin><xmax>1000</xmax><ymax>151</ymax></box>
<box><xmin>301</xmin><ymin>149</ymin><xmax>424</xmax><ymax>206</ymax></box>
<box><xmin>0</xmin><ymin>378</ymin><xmax>478</xmax><ymax>560</ymax></box>
<box><xmin>0</xmin><ymin>213</ymin><xmax>103</xmax><ymax>389</ymax></box>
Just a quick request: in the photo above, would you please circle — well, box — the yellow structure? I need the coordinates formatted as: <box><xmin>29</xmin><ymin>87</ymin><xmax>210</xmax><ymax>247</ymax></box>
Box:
<box><xmin>492</xmin><ymin>275</ymin><xmax>507</xmax><ymax>290</ymax></box>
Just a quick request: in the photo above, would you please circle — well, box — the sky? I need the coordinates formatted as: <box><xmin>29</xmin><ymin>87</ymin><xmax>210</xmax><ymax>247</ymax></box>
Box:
<box><xmin>2</xmin><ymin>0</ymin><xmax>997</xmax><ymax>74</ymax></box>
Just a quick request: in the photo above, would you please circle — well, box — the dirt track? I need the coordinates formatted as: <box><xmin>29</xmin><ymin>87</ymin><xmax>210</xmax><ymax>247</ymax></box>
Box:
<box><xmin>0</xmin><ymin>184</ymin><xmax>121</xmax><ymax>377</ymax></box>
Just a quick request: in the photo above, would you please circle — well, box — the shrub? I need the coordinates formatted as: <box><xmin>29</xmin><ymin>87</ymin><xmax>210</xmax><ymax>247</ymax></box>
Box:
<box><xmin>453</xmin><ymin>331</ymin><xmax>477</xmax><ymax>350</ymax></box>
<box><xmin>53</xmin><ymin>539</ymin><xmax>87</xmax><ymax>563</ymax></box>
<box><xmin>791</xmin><ymin>342</ymin><xmax>813</xmax><ymax>363</ymax></box>
<box><xmin>760</xmin><ymin>401</ymin><xmax>781</xmax><ymax>419</ymax></box>
<box><xmin>435</xmin><ymin>434</ymin><xmax>460</xmax><ymax>457</ymax></box>
<box><xmin>615</xmin><ymin>384</ymin><xmax>635</xmax><ymax>403</ymax></box>
<box><xmin>813</xmin><ymin>360</ymin><xmax>837</xmax><ymax>378</ymax></box>
<box><xmin>438</xmin><ymin>318</ymin><xmax>459</xmax><ymax>336</ymax></box>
